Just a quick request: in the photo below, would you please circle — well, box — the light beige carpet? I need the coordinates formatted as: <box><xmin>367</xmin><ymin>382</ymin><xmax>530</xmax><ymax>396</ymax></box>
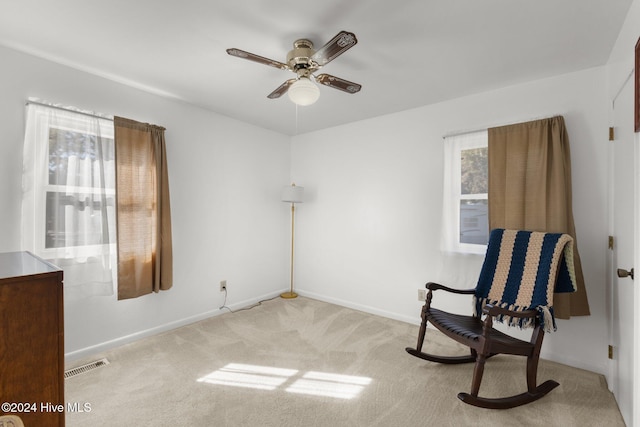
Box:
<box><xmin>65</xmin><ymin>297</ymin><xmax>624</xmax><ymax>426</ymax></box>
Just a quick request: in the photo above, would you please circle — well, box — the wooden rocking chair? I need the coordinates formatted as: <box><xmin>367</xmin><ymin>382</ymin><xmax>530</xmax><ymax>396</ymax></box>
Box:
<box><xmin>406</xmin><ymin>229</ymin><xmax>576</xmax><ymax>409</ymax></box>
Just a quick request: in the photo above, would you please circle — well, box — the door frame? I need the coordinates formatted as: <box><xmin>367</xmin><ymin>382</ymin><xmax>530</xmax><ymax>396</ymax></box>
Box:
<box><xmin>609</xmin><ymin>67</ymin><xmax>640</xmax><ymax>427</ymax></box>
<box><xmin>633</xmin><ymin>128</ymin><xmax>640</xmax><ymax>427</ymax></box>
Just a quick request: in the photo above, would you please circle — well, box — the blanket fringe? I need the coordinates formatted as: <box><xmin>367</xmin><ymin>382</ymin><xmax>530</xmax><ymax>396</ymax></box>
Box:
<box><xmin>474</xmin><ymin>297</ymin><xmax>556</xmax><ymax>333</ymax></box>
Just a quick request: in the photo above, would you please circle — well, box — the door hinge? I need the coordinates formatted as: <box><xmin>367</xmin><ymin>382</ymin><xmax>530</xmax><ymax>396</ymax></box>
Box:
<box><xmin>608</xmin><ymin>236</ymin><xmax>614</xmax><ymax>250</ymax></box>
<box><xmin>608</xmin><ymin>345</ymin><xmax>614</xmax><ymax>359</ymax></box>
<box><xmin>609</xmin><ymin>127</ymin><xmax>615</xmax><ymax>141</ymax></box>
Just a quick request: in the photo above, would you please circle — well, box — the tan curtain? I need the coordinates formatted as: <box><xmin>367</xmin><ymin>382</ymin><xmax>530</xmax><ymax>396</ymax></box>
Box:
<box><xmin>114</xmin><ymin>117</ymin><xmax>173</xmax><ymax>300</ymax></box>
<box><xmin>488</xmin><ymin>116</ymin><xmax>589</xmax><ymax>318</ymax></box>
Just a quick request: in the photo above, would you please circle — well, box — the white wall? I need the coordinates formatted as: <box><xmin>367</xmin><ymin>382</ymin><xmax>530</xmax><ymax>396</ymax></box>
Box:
<box><xmin>0</xmin><ymin>32</ymin><xmax>622</xmax><ymax>376</ymax></box>
<box><xmin>0</xmin><ymin>45</ymin><xmax>292</xmax><ymax>361</ymax></box>
<box><xmin>291</xmin><ymin>66</ymin><xmax>610</xmax><ymax>375</ymax></box>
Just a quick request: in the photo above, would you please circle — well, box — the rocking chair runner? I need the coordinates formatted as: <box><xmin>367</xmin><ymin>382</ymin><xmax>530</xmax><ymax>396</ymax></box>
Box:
<box><xmin>406</xmin><ymin>229</ymin><xmax>577</xmax><ymax>409</ymax></box>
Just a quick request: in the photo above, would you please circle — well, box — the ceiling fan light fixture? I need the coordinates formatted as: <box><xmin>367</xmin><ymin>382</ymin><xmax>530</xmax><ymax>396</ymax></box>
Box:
<box><xmin>288</xmin><ymin>77</ymin><xmax>320</xmax><ymax>106</ymax></box>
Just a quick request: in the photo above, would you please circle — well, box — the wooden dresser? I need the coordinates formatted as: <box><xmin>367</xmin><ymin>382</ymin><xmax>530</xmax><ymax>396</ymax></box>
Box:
<box><xmin>0</xmin><ymin>251</ymin><xmax>64</xmax><ymax>427</ymax></box>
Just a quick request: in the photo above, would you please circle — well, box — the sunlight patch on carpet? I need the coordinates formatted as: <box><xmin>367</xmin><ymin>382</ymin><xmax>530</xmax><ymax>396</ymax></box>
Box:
<box><xmin>197</xmin><ymin>363</ymin><xmax>371</xmax><ymax>399</ymax></box>
<box><xmin>197</xmin><ymin>363</ymin><xmax>297</xmax><ymax>391</ymax></box>
<box><xmin>286</xmin><ymin>371</ymin><xmax>372</xmax><ymax>399</ymax></box>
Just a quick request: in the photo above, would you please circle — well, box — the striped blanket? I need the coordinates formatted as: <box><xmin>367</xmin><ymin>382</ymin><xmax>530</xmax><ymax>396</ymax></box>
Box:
<box><xmin>474</xmin><ymin>229</ymin><xmax>576</xmax><ymax>332</ymax></box>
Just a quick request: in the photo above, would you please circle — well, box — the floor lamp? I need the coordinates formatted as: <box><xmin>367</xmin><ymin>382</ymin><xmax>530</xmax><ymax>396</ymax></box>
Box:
<box><xmin>281</xmin><ymin>183</ymin><xmax>304</xmax><ymax>299</ymax></box>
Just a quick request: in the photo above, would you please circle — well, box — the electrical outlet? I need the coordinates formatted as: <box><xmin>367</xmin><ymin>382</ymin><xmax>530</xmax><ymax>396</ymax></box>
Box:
<box><xmin>219</xmin><ymin>280</ymin><xmax>227</xmax><ymax>292</ymax></box>
<box><xmin>418</xmin><ymin>289</ymin><xmax>426</xmax><ymax>301</ymax></box>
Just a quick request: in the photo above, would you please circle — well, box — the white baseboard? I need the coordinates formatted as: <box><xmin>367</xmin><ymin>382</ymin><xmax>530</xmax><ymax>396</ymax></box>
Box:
<box><xmin>539</xmin><ymin>348</ymin><xmax>606</xmax><ymax>376</ymax></box>
<box><xmin>66</xmin><ymin>288</ymin><xmax>604</xmax><ymax>377</ymax></box>
<box><xmin>299</xmin><ymin>290</ymin><xmax>605</xmax><ymax>375</ymax></box>
<box><xmin>297</xmin><ymin>290</ymin><xmax>420</xmax><ymax>325</ymax></box>
<box><xmin>64</xmin><ymin>290</ymin><xmax>283</xmax><ymax>365</ymax></box>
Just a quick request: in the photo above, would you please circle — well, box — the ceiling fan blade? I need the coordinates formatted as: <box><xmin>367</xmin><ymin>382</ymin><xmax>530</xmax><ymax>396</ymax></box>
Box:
<box><xmin>315</xmin><ymin>74</ymin><xmax>361</xmax><ymax>94</ymax></box>
<box><xmin>268</xmin><ymin>79</ymin><xmax>296</xmax><ymax>99</ymax></box>
<box><xmin>311</xmin><ymin>31</ymin><xmax>358</xmax><ymax>66</ymax></box>
<box><xmin>226</xmin><ymin>48</ymin><xmax>289</xmax><ymax>70</ymax></box>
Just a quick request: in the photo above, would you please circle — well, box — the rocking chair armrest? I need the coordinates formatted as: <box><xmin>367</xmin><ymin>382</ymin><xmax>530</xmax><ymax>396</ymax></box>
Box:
<box><xmin>482</xmin><ymin>304</ymin><xmax>538</xmax><ymax>319</ymax></box>
<box><xmin>425</xmin><ymin>282</ymin><xmax>476</xmax><ymax>295</ymax></box>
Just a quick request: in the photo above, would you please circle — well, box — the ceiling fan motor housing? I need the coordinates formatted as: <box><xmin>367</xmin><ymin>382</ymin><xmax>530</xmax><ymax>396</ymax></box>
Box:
<box><xmin>287</xmin><ymin>39</ymin><xmax>317</xmax><ymax>73</ymax></box>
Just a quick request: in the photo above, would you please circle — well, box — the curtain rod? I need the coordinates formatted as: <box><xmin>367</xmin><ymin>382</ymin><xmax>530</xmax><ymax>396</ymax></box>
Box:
<box><xmin>26</xmin><ymin>99</ymin><xmax>114</xmax><ymax>122</ymax></box>
<box><xmin>442</xmin><ymin>114</ymin><xmax>562</xmax><ymax>139</ymax></box>
<box><xmin>441</xmin><ymin>127</ymin><xmax>486</xmax><ymax>139</ymax></box>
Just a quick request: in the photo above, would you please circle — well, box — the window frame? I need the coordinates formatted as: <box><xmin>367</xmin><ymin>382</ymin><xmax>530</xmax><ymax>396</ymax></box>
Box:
<box><xmin>28</xmin><ymin>106</ymin><xmax>116</xmax><ymax>260</ymax></box>
<box><xmin>442</xmin><ymin>130</ymin><xmax>488</xmax><ymax>255</ymax></box>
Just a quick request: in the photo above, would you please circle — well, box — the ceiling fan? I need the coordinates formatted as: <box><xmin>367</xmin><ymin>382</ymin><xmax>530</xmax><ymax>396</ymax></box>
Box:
<box><xmin>226</xmin><ymin>31</ymin><xmax>361</xmax><ymax>106</ymax></box>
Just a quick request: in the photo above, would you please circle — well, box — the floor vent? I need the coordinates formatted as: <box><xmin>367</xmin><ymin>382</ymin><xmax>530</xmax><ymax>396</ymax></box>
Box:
<box><xmin>64</xmin><ymin>358</ymin><xmax>110</xmax><ymax>379</ymax></box>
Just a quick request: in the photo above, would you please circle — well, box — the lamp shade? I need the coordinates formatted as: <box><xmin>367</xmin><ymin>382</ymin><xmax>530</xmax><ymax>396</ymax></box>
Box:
<box><xmin>287</xmin><ymin>77</ymin><xmax>320</xmax><ymax>106</ymax></box>
<box><xmin>282</xmin><ymin>184</ymin><xmax>304</xmax><ymax>203</ymax></box>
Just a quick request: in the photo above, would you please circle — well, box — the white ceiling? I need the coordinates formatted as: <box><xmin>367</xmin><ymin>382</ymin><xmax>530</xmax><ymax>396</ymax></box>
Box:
<box><xmin>0</xmin><ymin>0</ymin><xmax>633</xmax><ymax>135</ymax></box>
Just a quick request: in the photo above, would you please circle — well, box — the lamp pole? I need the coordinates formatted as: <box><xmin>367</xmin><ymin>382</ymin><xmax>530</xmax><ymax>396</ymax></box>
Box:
<box><xmin>282</xmin><ymin>202</ymin><xmax>297</xmax><ymax>298</ymax></box>
<box><xmin>281</xmin><ymin>183</ymin><xmax>303</xmax><ymax>299</ymax></box>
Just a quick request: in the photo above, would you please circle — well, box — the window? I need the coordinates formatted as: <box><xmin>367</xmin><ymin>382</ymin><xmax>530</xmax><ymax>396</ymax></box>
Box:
<box><xmin>22</xmin><ymin>102</ymin><xmax>116</xmax><ymax>298</ymax></box>
<box><xmin>441</xmin><ymin>130</ymin><xmax>489</xmax><ymax>254</ymax></box>
<box><xmin>45</xmin><ymin>127</ymin><xmax>116</xmax><ymax>249</ymax></box>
